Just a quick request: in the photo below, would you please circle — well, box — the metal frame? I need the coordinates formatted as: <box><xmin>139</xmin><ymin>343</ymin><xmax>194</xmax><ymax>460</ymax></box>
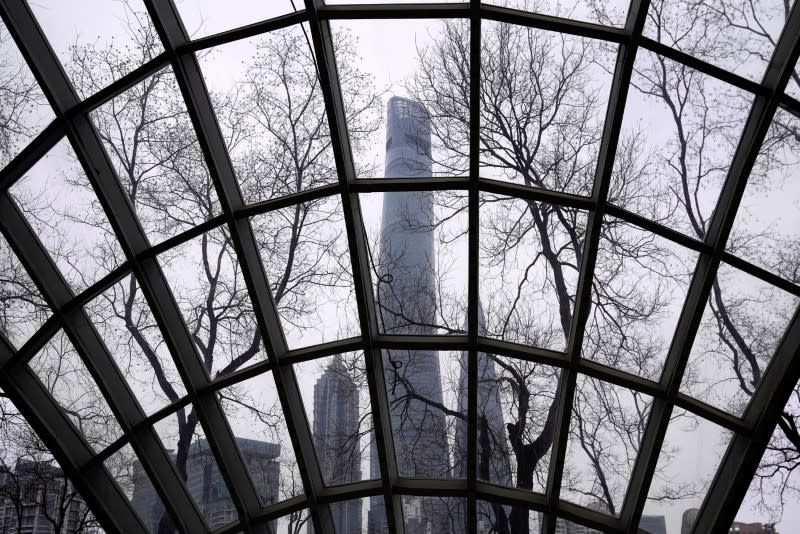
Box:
<box><xmin>0</xmin><ymin>0</ymin><xmax>798</xmax><ymax>533</ymax></box>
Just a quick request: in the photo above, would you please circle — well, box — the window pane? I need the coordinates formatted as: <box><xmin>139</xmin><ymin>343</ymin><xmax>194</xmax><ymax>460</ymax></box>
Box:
<box><xmin>29</xmin><ymin>330</ymin><xmax>124</xmax><ymax>452</ymax></box>
<box><xmin>176</xmin><ymin>0</ymin><xmax>297</xmax><ymax>39</ymax></box>
<box><xmin>485</xmin><ymin>0</ymin><xmax>629</xmax><ymax>27</ymax></box>
<box><xmin>0</xmin><ymin>233</ymin><xmax>50</xmax><ymax>350</ymax></box>
<box><xmin>334</xmin><ymin>18</ymin><xmax>470</xmax><ymax>178</ymax></box>
<box><xmin>10</xmin><ymin>138</ymin><xmax>125</xmax><ymax>292</ymax></box>
<box><xmin>30</xmin><ymin>0</ymin><xmax>163</xmax><ymax>99</ymax></box>
<box><xmin>480</xmin><ymin>21</ymin><xmax>616</xmax><ymax>195</ymax></box>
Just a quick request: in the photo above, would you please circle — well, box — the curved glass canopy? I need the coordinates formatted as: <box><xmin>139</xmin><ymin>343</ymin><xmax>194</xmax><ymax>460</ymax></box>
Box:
<box><xmin>0</xmin><ymin>1</ymin><xmax>799</xmax><ymax>533</ymax></box>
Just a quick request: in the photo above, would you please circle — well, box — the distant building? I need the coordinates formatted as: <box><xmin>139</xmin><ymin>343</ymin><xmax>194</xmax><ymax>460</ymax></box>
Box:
<box><xmin>729</xmin><ymin>522</ymin><xmax>778</xmax><ymax>533</ymax></box>
<box><xmin>132</xmin><ymin>437</ymin><xmax>280</xmax><ymax>531</ymax></box>
<box><xmin>309</xmin><ymin>356</ymin><xmax>362</xmax><ymax>534</ymax></box>
<box><xmin>682</xmin><ymin>508</ymin><xmax>699</xmax><ymax>534</ymax></box>
<box><xmin>0</xmin><ymin>459</ymin><xmax>93</xmax><ymax>533</ymax></box>
<box><xmin>640</xmin><ymin>515</ymin><xmax>667</xmax><ymax>534</ymax></box>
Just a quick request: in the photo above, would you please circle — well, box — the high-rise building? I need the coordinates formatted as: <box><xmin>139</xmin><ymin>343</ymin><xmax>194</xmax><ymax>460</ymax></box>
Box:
<box><xmin>369</xmin><ymin>97</ymin><xmax>450</xmax><ymax>534</ymax></box>
<box><xmin>132</xmin><ymin>437</ymin><xmax>280</xmax><ymax>532</ymax></box>
<box><xmin>453</xmin><ymin>305</ymin><xmax>511</xmax><ymax>532</ymax></box>
<box><xmin>309</xmin><ymin>355</ymin><xmax>362</xmax><ymax>534</ymax></box>
<box><xmin>0</xmin><ymin>459</ymin><xmax>93</xmax><ymax>534</ymax></box>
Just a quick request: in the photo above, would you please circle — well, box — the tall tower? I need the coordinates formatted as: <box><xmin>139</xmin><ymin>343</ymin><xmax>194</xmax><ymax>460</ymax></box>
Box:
<box><xmin>369</xmin><ymin>97</ymin><xmax>450</xmax><ymax>534</ymax></box>
<box><xmin>310</xmin><ymin>356</ymin><xmax>362</xmax><ymax>534</ymax></box>
<box><xmin>454</xmin><ymin>305</ymin><xmax>511</xmax><ymax>532</ymax></box>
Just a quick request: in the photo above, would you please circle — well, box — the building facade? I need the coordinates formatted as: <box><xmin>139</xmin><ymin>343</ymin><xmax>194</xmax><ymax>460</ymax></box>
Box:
<box><xmin>132</xmin><ymin>437</ymin><xmax>280</xmax><ymax>532</ymax></box>
<box><xmin>309</xmin><ymin>356</ymin><xmax>362</xmax><ymax>534</ymax></box>
<box><xmin>369</xmin><ymin>97</ymin><xmax>451</xmax><ymax>534</ymax></box>
<box><xmin>0</xmin><ymin>460</ymin><xmax>92</xmax><ymax>534</ymax></box>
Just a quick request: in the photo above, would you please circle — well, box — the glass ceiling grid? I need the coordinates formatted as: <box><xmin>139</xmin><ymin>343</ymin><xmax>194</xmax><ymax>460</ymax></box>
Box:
<box><xmin>0</xmin><ymin>0</ymin><xmax>798</xmax><ymax>533</ymax></box>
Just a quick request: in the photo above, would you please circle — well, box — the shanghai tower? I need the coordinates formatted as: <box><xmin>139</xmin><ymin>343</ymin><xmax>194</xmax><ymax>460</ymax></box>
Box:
<box><xmin>368</xmin><ymin>97</ymin><xmax>451</xmax><ymax>533</ymax></box>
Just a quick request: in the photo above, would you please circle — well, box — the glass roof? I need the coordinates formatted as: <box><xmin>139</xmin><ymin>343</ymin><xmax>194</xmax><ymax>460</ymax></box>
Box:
<box><xmin>0</xmin><ymin>1</ymin><xmax>799</xmax><ymax>533</ymax></box>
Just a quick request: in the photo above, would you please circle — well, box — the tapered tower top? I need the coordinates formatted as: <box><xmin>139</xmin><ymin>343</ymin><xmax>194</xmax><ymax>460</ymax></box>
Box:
<box><xmin>385</xmin><ymin>96</ymin><xmax>432</xmax><ymax>177</ymax></box>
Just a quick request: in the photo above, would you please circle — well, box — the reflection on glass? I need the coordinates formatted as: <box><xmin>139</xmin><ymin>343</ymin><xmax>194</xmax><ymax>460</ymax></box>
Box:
<box><xmin>0</xmin><ymin>20</ymin><xmax>53</xmax><ymax>169</ymax></box>
<box><xmin>153</xmin><ymin>407</ymin><xmax>239</xmax><ymax>530</ymax></box>
<box><xmin>642</xmin><ymin>409</ymin><xmax>731</xmax><ymax>534</ymax></box>
<box><xmin>729</xmin><ymin>108</ymin><xmax>800</xmax><ymax>282</ymax></box>
<box><xmin>10</xmin><ymin>138</ymin><xmax>125</xmax><ymax>292</ymax></box>
<box><xmin>251</xmin><ymin>196</ymin><xmax>358</xmax><ymax>349</ymax></box>
<box><xmin>0</xmin><ymin>394</ymin><xmax>99</xmax><ymax>532</ymax></box>
<box><xmin>159</xmin><ymin>225</ymin><xmax>265</xmax><ymax>378</ymax></box>
<box><xmin>295</xmin><ymin>353</ymin><xmax>374</xmax><ymax>487</ymax></box>
<box><xmin>612</xmin><ymin>48</ymin><xmax>752</xmax><ymax>239</ymax></box>
<box><xmin>682</xmin><ymin>263</ymin><xmax>799</xmax><ymax>416</ymax></box>
<box><xmin>361</xmin><ymin>190</ymin><xmax>468</xmax><ymax>335</ymax></box>
<box><xmin>91</xmin><ymin>67</ymin><xmax>219</xmax><ymax>244</ymax></box>
<box><xmin>84</xmin><ymin>274</ymin><xmax>187</xmax><ymax>415</ymax></box>
<box><xmin>562</xmin><ymin>376</ymin><xmax>653</xmax><ymax>515</ymax></box>
<box><xmin>0</xmin><ymin>233</ymin><xmax>50</xmax><ymax>350</ymax></box>
<box><xmin>479</xmin><ymin>21</ymin><xmax>616</xmax><ymax>195</ymax></box>
<box><xmin>28</xmin><ymin>330</ymin><xmax>123</xmax><ymax>452</ymax></box>
<box><xmin>583</xmin><ymin>218</ymin><xmax>697</xmax><ymax>380</ymax></box>
<box><xmin>176</xmin><ymin>0</ymin><xmax>296</xmax><ymax>39</ymax></box>
<box><xmin>333</xmin><ymin>18</ymin><xmax>469</xmax><ymax>178</ymax></box>
<box><xmin>197</xmin><ymin>23</ymin><xmax>340</xmax><ymax>203</ymax></box>
<box><xmin>217</xmin><ymin>371</ymin><xmax>300</xmax><ymax>506</ymax></box>
<box><xmin>29</xmin><ymin>0</ymin><xmax>163</xmax><ymax>99</ymax></box>
<box><xmin>643</xmin><ymin>0</ymin><xmax>789</xmax><ymax>81</ymax></box>
<box><xmin>485</xmin><ymin>0</ymin><xmax>629</xmax><ymax>26</ymax></box>
<box><xmin>480</xmin><ymin>194</ymin><xmax>587</xmax><ymax>351</ymax></box>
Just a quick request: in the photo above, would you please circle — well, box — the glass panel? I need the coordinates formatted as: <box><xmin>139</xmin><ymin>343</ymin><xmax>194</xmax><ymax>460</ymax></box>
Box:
<box><xmin>295</xmin><ymin>353</ymin><xmax>374</xmax><ymax>487</ymax></box>
<box><xmin>333</xmin><ymin>18</ymin><xmax>470</xmax><ymax>178</ymax></box>
<box><xmin>361</xmin><ymin>191</ymin><xmax>468</xmax><ymax>335</ymax></box>
<box><xmin>176</xmin><ymin>0</ymin><xmax>297</xmax><ymax>39</ymax></box>
<box><xmin>28</xmin><ymin>330</ymin><xmax>124</xmax><ymax>452</ymax></box>
<box><xmin>0</xmin><ymin>233</ymin><xmax>50</xmax><ymax>350</ymax></box>
<box><xmin>154</xmin><ymin>406</ymin><xmax>239</xmax><ymax>529</ymax></box>
<box><xmin>105</xmin><ymin>443</ymin><xmax>166</xmax><ymax>534</ymax></box>
<box><xmin>479</xmin><ymin>357</ymin><xmax>560</xmax><ymax>494</ymax></box>
<box><xmin>480</xmin><ymin>194</ymin><xmax>587</xmax><ymax>351</ymax></box>
<box><xmin>485</xmin><ymin>0</ymin><xmax>629</xmax><ymax>27</ymax></box>
<box><xmin>402</xmin><ymin>495</ymin><xmax>464</xmax><ymax>533</ymax></box>
<box><xmin>729</xmin><ymin>108</ymin><xmax>800</xmax><ymax>282</ymax></box>
<box><xmin>381</xmin><ymin>348</ymin><xmax>461</xmax><ymax>481</ymax></box>
<box><xmin>366</xmin><ymin>496</ymin><xmax>389</xmax><ymax>533</ymax></box>
<box><xmin>583</xmin><ymin>218</ymin><xmax>698</xmax><ymax>380</ymax></box>
<box><xmin>478</xmin><ymin>500</ymin><xmax>542</xmax><ymax>533</ymax></box>
<box><xmin>250</xmin><ymin>196</ymin><xmax>358</xmax><ymax>349</ymax></box>
<box><xmin>733</xmin><ymin>379</ymin><xmax>800</xmax><ymax>532</ymax></box>
<box><xmin>217</xmin><ymin>371</ymin><xmax>299</xmax><ymax>505</ymax></box>
<box><xmin>329</xmin><ymin>497</ymin><xmax>372</xmax><ymax>534</ymax></box>
<box><xmin>0</xmin><ymin>394</ymin><xmax>100</xmax><ymax>532</ymax></box>
<box><xmin>276</xmin><ymin>508</ymin><xmax>310</xmax><ymax>532</ymax></box>
<box><xmin>91</xmin><ymin>66</ymin><xmax>219</xmax><ymax>244</ymax></box>
<box><xmin>10</xmin><ymin>138</ymin><xmax>125</xmax><ymax>292</ymax></box>
<box><xmin>29</xmin><ymin>0</ymin><xmax>163</xmax><ymax>99</ymax></box>
<box><xmin>641</xmin><ymin>409</ymin><xmax>731</xmax><ymax>534</ymax></box>
<box><xmin>612</xmin><ymin>48</ymin><xmax>752</xmax><ymax>240</ymax></box>
<box><xmin>159</xmin><ymin>225</ymin><xmax>265</xmax><ymax>378</ymax></box>
<box><xmin>84</xmin><ymin>273</ymin><xmax>187</xmax><ymax>415</ymax></box>
<box><xmin>562</xmin><ymin>376</ymin><xmax>653</xmax><ymax>515</ymax></box>
<box><xmin>0</xmin><ymin>20</ymin><xmax>53</xmax><ymax>169</ymax></box>
<box><xmin>197</xmin><ymin>23</ymin><xmax>338</xmax><ymax>203</ymax></box>
<box><xmin>642</xmin><ymin>0</ymin><xmax>790</xmax><ymax>81</ymax></box>
<box><xmin>681</xmin><ymin>262</ymin><xmax>799</xmax><ymax>416</ymax></box>
<box><xmin>480</xmin><ymin>21</ymin><xmax>616</xmax><ymax>195</ymax></box>
<box><xmin>787</xmin><ymin>63</ymin><xmax>800</xmax><ymax>100</ymax></box>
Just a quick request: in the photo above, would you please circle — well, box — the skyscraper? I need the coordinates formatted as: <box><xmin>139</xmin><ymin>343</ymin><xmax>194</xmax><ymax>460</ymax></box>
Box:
<box><xmin>454</xmin><ymin>305</ymin><xmax>511</xmax><ymax>532</ymax></box>
<box><xmin>0</xmin><ymin>459</ymin><xmax>93</xmax><ymax>533</ymax></box>
<box><xmin>369</xmin><ymin>97</ymin><xmax>450</xmax><ymax>534</ymax></box>
<box><xmin>132</xmin><ymin>437</ymin><xmax>280</xmax><ymax>532</ymax></box>
<box><xmin>309</xmin><ymin>356</ymin><xmax>362</xmax><ymax>534</ymax></box>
